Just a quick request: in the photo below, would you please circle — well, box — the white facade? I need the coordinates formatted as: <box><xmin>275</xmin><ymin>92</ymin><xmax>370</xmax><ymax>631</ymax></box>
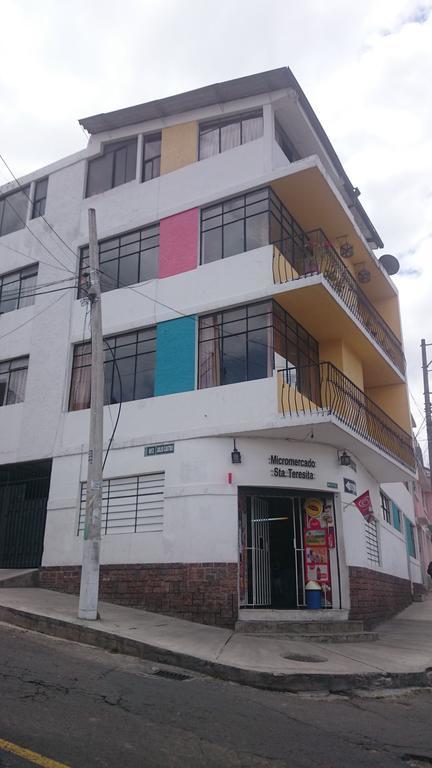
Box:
<box><xmin>0</xmin><ymin>70</ymin><xmax>421</xmax><ymax>621</ymax></box>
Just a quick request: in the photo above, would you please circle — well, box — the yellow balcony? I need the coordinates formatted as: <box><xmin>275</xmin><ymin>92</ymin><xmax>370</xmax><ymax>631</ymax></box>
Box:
<box><xmin>272</xmin><ymin>231</ymin><xmax>405</xmax><ymax>379</ymax></box>
<box><xmin>278</xmin><ymin>362</ymin><xmax>415</xmax><ymax>473</ymax></box>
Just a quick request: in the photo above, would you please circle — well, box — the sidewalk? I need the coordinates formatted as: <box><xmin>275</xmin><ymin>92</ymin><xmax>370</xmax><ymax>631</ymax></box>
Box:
<box><xmin>0</xmin><ymin>587</ymin><xmax>431</xmax><ymax>693</ymax></box>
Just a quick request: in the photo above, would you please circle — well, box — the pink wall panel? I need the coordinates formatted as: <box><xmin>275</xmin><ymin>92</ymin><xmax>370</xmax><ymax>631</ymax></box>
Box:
<box><xmin>158</xmin><ymin>208</ymin><xmax>199</xmax><ymax>278</ymax></box>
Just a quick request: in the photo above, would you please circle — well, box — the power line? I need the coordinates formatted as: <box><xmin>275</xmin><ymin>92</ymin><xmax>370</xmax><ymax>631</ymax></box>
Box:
<box><xmin>1</xmin><ymin>277</ymin><xmax>76</xmax><ymax>304</ymax></box>
<box><xmin>0</xmin><ymin>290</ymin><xmax>68</xmax><ymax>341</ymax></box>
<box><xmin>0</xmin><ymin>152</ymin><xmax>78</xmax><ymax>265</ymax></box>
<box><xmin>0</xmin><ymin>240</ymin><xmax>73</xmax><ymax>275</ymax></box>
<box><xmin>2</xmin><ymin>194</ymin><xmax>75</xmax><ymax>275</ymax></box>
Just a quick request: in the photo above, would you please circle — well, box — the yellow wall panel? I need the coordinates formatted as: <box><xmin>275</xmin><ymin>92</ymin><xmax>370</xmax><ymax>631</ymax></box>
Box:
<box><xmin>374</xmin><ymin>296</ymin><xmax>402</xmax><ymax>340</ymax></box>
<box><xmin>365</xmin><ymin>383</ymin><xmax>411</xmax><ymax>433</ymax></box>
<box><xmin>160</xmin><ymin>121</ymin><xmax>198</xmax><ymax>174</ymax></box>
<box><xmin>341</xmin><ymin>342</ymin><xmax>364</xmax><ymax>390</ymax></box>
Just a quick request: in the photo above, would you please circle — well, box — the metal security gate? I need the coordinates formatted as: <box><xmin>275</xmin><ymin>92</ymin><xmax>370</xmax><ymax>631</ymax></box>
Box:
<box><xmin>0</xmin><ymin>460</ymin><xmax>52</xmax><ymax>568</ymax></box>
<box><xmin>250</xmin><ymin>497</ymin><xmax>271</xmax><ymax>606</ymax></box>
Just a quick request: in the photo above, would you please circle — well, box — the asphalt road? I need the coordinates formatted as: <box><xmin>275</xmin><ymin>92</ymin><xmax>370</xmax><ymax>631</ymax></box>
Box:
<box><xmin>1</xmin><ymin>622</ymin><xmax>432</xmax><ymax>768</ymax></box>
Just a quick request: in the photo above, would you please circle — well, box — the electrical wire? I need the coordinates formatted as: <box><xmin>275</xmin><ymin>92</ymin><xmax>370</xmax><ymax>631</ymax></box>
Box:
<box><xmin>102</xmin><ymin>340</ymin><xmax>122</xmax><ymax>471</ymax></box>
<box><xmin>1</xmin><ymin>194</ymin><xmax>75</xmax><ymax>275</ymax></box>
<box><xmin>1</xmin><ymin>276</ymin><xmax>77</xmax><ymax>303</ymax></box>
<box><xmin>0</xmin><ymin>152</ymin><xmax>79</xmax><ymax>266</ymax></box>
<box><xmin>0</xmin><ymin>290</ymin><xmax>68</xmax><ymax>341</ymax></box>
<box><xmin>0</xmin><ymin>241</ymin><xmax>73</xmax><ymax>275</ymax></box>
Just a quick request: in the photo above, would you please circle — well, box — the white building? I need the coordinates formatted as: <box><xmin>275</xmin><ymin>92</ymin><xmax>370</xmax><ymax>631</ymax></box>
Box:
<box><xmin>0</xmin><ymin>68</ymin><xmax>422</xmax><ymax>627</ymax></box>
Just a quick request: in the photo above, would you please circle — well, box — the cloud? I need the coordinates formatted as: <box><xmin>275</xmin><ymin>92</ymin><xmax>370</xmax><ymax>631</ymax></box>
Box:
<box><xmin>1</xmin><ymin>0</ymin><xmax>432</xmax><ymax>456</ymax></box>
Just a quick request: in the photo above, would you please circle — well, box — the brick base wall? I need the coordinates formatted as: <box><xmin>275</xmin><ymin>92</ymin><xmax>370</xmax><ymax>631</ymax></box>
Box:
<box><xmin>39</xmin><ymin>562</ymin><xmax>238</xmax><ymax>628</ymax></box>
<box><xmin>413</xmin><ymin>581</ymin><xmax>427</xmax><ymax>599</ymax></box>
<box><xmin>349</xmin><ymin>566</ymin><xmax>413</xmax><ymax>627</ymax></box>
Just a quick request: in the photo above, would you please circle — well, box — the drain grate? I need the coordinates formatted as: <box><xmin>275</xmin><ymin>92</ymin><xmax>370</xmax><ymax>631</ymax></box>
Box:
<box><xmin>152</xmin><ymin>668</ymin><xmax>191</xmax><ymax>681</ymax></box>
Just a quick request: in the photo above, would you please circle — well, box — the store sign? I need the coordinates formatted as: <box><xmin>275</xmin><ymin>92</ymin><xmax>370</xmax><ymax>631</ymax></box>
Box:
<box><xmin>344</xmin><ymin>477</ymin><xmax>357</xmax><ymax>495</ymax></box>
<box><xmin>269</xmin><ymin>454</ymin><xmax>316</xmax><ymax>480</ymax></box>
<box><xmin>144</xmin><ymin>443</ymin><xmax>175</xmax><ymax>456</ymax></box>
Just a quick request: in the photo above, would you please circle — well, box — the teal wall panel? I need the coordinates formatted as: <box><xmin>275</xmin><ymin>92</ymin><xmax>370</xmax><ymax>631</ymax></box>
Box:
<box><xmin>155</xmin><ymin>316</ymin><xmax>196</xmax><ymax>396</ymax></box>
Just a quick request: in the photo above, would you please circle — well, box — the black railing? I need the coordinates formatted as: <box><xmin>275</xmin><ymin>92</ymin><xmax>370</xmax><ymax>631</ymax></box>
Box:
<box><xmin>272</xmin><ymin>229</ymin><xmax>405</xmax><ymax>375</ymax></box>
<box><xmin>279</xmin><ymin>362</ymin><xmax>415</xmax><ymax>471</ymax></box>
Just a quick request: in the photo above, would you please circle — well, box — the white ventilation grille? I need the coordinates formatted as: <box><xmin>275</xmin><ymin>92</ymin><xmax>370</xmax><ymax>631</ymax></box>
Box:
<box><xmin>365</xmin><ymin>519</ymin><xmax>380</xmax><ymax>566</ymax></box>
<box><xmin>78</xmin><ymin>473</ymin><xmax>164</xmax><ymax>535</ymax></box>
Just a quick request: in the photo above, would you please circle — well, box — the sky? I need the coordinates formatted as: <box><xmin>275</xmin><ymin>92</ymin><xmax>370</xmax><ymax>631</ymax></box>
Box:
<box><xmin>1</xmin><ymin>0</ymin><xmax>432</xmax><ymax>456</ymax></box>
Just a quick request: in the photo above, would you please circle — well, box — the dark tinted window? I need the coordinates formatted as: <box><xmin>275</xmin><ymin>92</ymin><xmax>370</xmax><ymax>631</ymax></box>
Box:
<box><xmin>31</xmin><ymin>178</ymin><xmax>48</xmax><ymax>218</ymax></box>
<box><xmin>79</xmin><ymin>223</ymin><xmax>159</xmax><ymax>296</ymax></box>
<box><xmin>0</xmin><ymin>187</ymin><xmax>30</xmax><ymax>236</ymax></box>
<box><xmin>198</xmin><ymin>300</ymin><xmax>318</xmax><ymax>399</ymax></box>
<box><xmin>0</xmin><ymin>265</ymin><xmax>38</xmax><ymax>314</ymax></box>
<box><xmin>142</xmin><ymin>133</ymin><xmax>161</xmax><ymax>181</ymax></box>
<box><xmin>69</xmin><ymin>328</ymin><xmax>156</xmax><ymax>411</ymax></box>
<box><xmin>86</xmin><ymin>138</ymin><xmax>137</xmax><ymax>197</ymax></box>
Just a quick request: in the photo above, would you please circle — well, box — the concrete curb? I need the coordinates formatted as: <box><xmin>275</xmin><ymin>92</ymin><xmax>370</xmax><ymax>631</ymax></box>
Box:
<box><xmin>1</xmin><ymin>604</ymin><xmax>431</xmax><ymax>694</ymax></box>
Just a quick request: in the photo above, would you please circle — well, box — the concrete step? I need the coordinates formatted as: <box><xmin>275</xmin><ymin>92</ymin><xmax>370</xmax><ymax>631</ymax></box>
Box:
<box><xmin>0</xmin><ymin>569</ymin><xmax>39</xmax><ymax>588</ymax></box>
<box><xmin>286</xmin><ymin>631</ymin><xmax>379</xmax><ymax>644</ymax></box>
<box><xmin>235</xmin><ymin>620</ymin><xmax>365</xmax><ymax>635</ymax></box>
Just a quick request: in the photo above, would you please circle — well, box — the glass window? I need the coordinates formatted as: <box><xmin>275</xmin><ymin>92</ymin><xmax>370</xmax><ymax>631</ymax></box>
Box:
<box><xmin>200</xmin><ymin>186</ymin><xmax>307</xmax><ymax>267</ymax></box>
<box><xmin>69</xmin><ymin>328</ymin><xmax>156</xmax><ymax>411</ymax></box>
<box><xmin>199</xmin><ymin>110</ymin><xmax>263</xmax><ymax>160</ymax></box>
<box><xmin>79</xmin><ymin>223</ymin><xmax>159</xmax><ymax>296</ymax></box>
<box><xmin>380</xmin><ymin>492</ymin><xmax>392</xmax><ymax>524</ymax></box>
<box><xmin>274</xmin><ymin>120</ymin><xmax>300</xmax><ymax>163</ymax></box>
<box><xmin>0</xmin><ymin>265</ymin><xmax>38</xmax><ymax>314</ymax></box>
<box><xmin>86</xmin><ymin>138</ymin><xmax>137</xmax><ymax>197</ymax></box>
<box><xmin>0</xmin><ymin>187</ymin><xmax>30</xmax><ymax>237</ymax></box>
<box><xmin>405</xmin><ymin>517</ymin><xmax>417</xmax><ymax>558</ymax></box>
<box><xmin>31</xmin><ymin>178</ymin><xmax>48</xmax><ymax>218</ymax></box>
<box><xmin>0</xmin><ymin>356</ymin><xmax>29</xmax><ymax>406</ymax></box>
<box><xmin>142</xmin><ymin>133</ymin><xmax>161</xmax><ymax>182</ymax></box>
<box><xmin>198</xmin><ymin>300</ymin><xmax>318</xmax><ymax>398</ymax></box>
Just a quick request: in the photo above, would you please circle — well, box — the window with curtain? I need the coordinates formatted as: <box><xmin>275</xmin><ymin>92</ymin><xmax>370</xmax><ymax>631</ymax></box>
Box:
<box><xmin>199</xmin><ymin>110</ymin><xmax>263</xmax><ymax>160</ymax></box>
<box><xmin>78</xmin><ymin>223</ymin><xmax>159</xmax><ymax>297</ymax></box>
<box><xmin>0</xmin><ymin>356</ymin><xmax>29</xmax><ymax>406</ymax></box>
<box><xmin>198</xmin><ymin>300</ymin><xmax>319</xmax><ymax>397</ymax></box>
<box><xmin>0</xmin><ymin>187</ymin><xmax>30</xmax><ymax>237</ymax></box>
<box><xmin>86</xmin><ymin>138</ymin><xmax>137</xmax><ymax>197</ymax></box>
<box><xmin>0</xmin><ymin>265</ymin><xmax>38</xmax><ymax>314</ymax></box>
<box><xmin>142</xmin><ymin>133</ymin><xmax>161</xmax><ymax>181</ymax></box>
<box><xmin>69</xmin><ymin>328</ymin><xmax>156</xmax><ymax>411</ymax></box>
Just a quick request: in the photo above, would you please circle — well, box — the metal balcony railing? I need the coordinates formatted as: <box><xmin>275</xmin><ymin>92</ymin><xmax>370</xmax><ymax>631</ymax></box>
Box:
<box><xmin>272</xmin><ymin>229</ymin><xmax>405</xmax><ymax>375</ymax></box>
<box><xmin>279</xmin><ymin>362</ymin><xmax>415</xmax><ymax>471</ymax></box>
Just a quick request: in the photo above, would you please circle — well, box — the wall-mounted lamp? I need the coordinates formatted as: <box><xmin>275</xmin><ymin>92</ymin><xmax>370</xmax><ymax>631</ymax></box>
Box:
<box><xmin>231</xmin><ymin>439</ymin><xmax>242</xmax><ymax>464</ymax></box>
<box><xmin>338</xmin><ymin>450</ymin><xmax>351</xmax><ymax>467</ymax></box>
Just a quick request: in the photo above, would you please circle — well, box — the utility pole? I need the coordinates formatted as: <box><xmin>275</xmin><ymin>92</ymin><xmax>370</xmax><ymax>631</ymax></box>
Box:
<box><xmin>421</xmin><ymin>338</ymin><xmax>432</xmax><ymax>489</ymax></box>
<box><xmin>78</xmin><ymin>208</ymin><xmax>104</xmax><ymax>620</ymax></box>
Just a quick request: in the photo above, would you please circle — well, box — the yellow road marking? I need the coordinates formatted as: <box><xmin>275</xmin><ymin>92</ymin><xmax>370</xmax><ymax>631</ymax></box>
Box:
<box><xmin>0</xmin><ymin>737</ymin><xmax>71</xmax><ymax>768</ymax></box>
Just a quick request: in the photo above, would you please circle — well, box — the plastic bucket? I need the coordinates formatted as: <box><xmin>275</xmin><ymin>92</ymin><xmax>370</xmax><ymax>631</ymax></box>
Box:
<box><xmin>305</xmin><ymin>581</ymin><xmax>321</xmax><ymax>610</ymax></box>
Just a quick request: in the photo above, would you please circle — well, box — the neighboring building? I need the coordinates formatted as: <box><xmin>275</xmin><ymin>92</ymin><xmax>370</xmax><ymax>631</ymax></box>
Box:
<box><xmin>412</xmin><ymin>438</ymin><xmax>432</xmax><ymax>589</ymax></box>
<box><xmin>0</xmin><ymin>68</ymin><xmax>422</xmax><ymax>627</ymax></box>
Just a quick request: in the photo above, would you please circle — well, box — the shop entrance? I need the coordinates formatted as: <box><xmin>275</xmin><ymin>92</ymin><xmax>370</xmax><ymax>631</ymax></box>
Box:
<box><xmin>239</xmin><ymin>490</ymin><xmax>336</xmax><ymax>610</ymax></box>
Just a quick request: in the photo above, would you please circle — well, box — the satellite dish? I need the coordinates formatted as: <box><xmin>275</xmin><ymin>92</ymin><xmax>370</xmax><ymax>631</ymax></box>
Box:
<box><xmin>379</xmin><ymin>253</ymin><xmax>400</xmax><ymax>276</ymax></box>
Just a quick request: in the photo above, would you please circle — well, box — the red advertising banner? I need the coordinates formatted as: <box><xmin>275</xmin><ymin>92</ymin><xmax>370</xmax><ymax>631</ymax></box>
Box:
<box><xmin>353</xmin><ymin>490</ymin><xmax>374</xmax><ymax>522</ymax></box>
